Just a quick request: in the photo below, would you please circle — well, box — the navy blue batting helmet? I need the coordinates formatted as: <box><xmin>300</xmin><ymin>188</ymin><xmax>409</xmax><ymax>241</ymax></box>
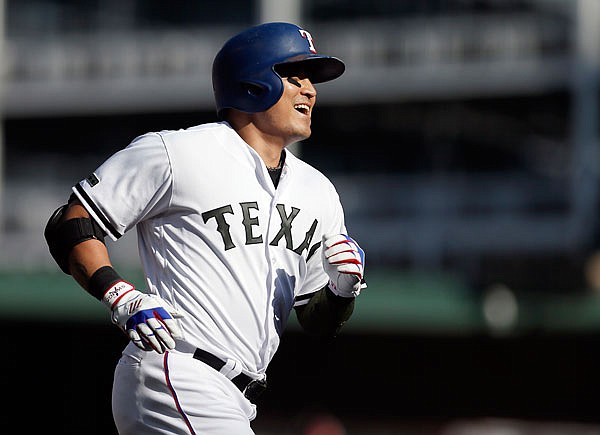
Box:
<box><xmin>212</xmin><ymin>22</ymin><xmax>345</xmax><ymax>117</ymax></box>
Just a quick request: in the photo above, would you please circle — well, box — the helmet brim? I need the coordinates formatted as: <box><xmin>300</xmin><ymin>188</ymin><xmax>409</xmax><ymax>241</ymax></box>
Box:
<box><xmin>274</xmin><ymin>55</ymin><xmax>345</xmax><ymax>84</ymax></box>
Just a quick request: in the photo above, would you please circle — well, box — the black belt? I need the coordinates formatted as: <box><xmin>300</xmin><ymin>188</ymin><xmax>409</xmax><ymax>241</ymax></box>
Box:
<box><xmin>192</xmin><ymin>348</ymin><xmax>267</xmax><ymax>402</ymax></box>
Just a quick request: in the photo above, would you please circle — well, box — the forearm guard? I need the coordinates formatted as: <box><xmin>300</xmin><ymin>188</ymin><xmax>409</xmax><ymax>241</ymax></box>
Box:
<box><xmin>295</xmin><ymin>285</ymin><xmax>355</xmax><ymax>338</ymax></box>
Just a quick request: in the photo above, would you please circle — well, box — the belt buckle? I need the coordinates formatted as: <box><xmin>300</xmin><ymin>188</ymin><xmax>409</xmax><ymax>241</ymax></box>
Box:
<box><xmin>243</xmin><ymin>378</ymin><xmax>267</xmax><ymax>402</ymax></box>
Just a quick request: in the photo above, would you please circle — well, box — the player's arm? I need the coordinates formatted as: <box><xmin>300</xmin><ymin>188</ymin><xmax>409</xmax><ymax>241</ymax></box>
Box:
<box><xmin>294</xmin><ymin>234</ymin><xmax>366</xmax><ymax>338</ymax></box>
<box><xmin>44</xmin><ymin>196</ymin><xmax>183</xmax><ymax>353</ymax></box>
<box><xmin>60</xmin><ymin>199</ymin><xmax>113</xmax><ymax>290</ymax></box>
<box><xmin>295</xmin><ymin>286</ymin><xmax>356</xmax><ymax>337</ymax></box>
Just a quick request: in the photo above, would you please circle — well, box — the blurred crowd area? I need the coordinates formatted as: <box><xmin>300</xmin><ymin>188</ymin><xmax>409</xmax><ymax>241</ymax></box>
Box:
<box><xmin>2</xmin><ymin>0</ymin><xmax>599</xmax><ymax>293</ymax></box>
<box><xmin>1</xmin><ymin>1</ymin><xmax>600</xmax><ymax>433</ymax></box>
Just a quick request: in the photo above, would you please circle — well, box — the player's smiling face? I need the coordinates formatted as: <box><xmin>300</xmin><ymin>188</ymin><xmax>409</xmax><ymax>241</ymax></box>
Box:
<box><xmin>254</xmin><ymin>74</ymin><xmax>317</xmax><ymax>145</ymax></box>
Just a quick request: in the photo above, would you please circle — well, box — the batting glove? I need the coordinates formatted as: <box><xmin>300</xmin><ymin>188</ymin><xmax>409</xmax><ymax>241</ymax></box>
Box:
<box><xmin>102</xmin><ymin>281</ymin><xmax>184</xmax><ymax>353</ymax></box>
<box><xmin>322</xmin><ymin>234</ymin><xmax>366</xmax><ymax>298</ymax></box>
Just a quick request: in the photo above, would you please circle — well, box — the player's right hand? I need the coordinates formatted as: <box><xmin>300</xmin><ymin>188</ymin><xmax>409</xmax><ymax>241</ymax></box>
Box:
<box><xmin>102</xmin><ymin>281</ymin><xmax>184</xmax><ymax>353</ymax></box>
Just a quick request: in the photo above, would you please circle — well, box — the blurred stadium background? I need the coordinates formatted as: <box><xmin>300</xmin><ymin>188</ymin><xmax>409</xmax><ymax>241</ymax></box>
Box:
<box><xmin>1</xmin><ymin>0</ymin><xmax>600</xmax><ymax>434</ymax></box>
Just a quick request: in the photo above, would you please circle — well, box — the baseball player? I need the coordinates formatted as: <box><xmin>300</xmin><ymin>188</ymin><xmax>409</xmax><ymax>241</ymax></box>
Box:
<box><xmin>44</xmin><ymin>22</ymin><xmax>366</xmax><ymax>434</ymax></box>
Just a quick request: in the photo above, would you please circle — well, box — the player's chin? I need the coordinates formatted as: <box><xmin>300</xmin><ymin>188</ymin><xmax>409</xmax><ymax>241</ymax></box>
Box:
<box><xmin>300</xmin><ymin>127</ymin><xmax>312</xmax><ymax>140</ymax></box>
<box><xmin>287</xmin><ymin>127</ymin><xmax>311</xmax><ymax>144</ymax></box>
<box><xmin>297</xmin><ymin>122</ymin><xmax>312</xmax><ymax>139</ymax></box>
<box><xmin>292</xmin><ymin>131</ymin><xmax>311</xmax><ymax>144</ymax></box>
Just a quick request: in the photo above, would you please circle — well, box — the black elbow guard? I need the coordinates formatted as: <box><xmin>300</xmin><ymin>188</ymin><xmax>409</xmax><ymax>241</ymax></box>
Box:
<box><xmin>44</xmin><ymin>202</ymin><xmax>107</xmax><ymax>275</ymax></box>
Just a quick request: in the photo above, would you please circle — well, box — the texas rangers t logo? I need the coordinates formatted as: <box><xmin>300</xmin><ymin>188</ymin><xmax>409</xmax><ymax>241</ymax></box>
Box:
<box><xmin>299</xmin><ymin>29</ymin><xmax>317</xmax><ymax>53</ymax></box>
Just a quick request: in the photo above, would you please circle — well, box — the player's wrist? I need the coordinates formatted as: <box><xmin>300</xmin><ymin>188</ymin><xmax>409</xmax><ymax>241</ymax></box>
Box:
<box><xmin>102</xmin><ymin>281</ymin><xmax>136</xmax><ymax>310</ymax></box>
<box><xmin>88</xmin><ymin>265</ymin><xmax>136</xmax><ymax>308</ymax></box>
<box><xmin>327</xmin><ymin>278</ymin><xmax>361</xmax><ymax>298</ymax></box>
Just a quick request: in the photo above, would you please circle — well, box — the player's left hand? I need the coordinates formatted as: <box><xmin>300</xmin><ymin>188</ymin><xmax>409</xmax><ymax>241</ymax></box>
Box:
<box><xmin>322</xmin><ymin>234</ymin><xmax>366</xmax><ymax>297</ymax></box>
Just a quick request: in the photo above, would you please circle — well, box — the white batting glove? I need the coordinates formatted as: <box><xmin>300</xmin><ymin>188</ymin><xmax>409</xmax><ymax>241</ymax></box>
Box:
<box><xmin>322</xmin><ymin>234</ymin><xmax>366</xmax><ymax>298</ymax></box>
<box><xmin>102</xmin><ymin>281</ymin><xmax>184</xmax><ymax>353</ymax></box>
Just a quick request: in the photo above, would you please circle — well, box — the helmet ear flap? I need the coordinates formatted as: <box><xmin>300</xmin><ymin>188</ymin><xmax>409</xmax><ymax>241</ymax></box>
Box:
<box><xmin>236</xmin><ymin>78</ymin><xmax>283</xmax><ymax>112</ymax></box>
<box><xmin>241</xmin><ymin>82</ymin><xmax>267</xmax><ymax>97</ymax></box>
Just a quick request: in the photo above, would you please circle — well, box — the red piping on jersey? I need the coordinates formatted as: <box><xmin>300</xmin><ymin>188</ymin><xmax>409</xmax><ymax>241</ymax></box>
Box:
<box><xmin>163</xmin><ymin>352</ymin><xmax>196</xmax><ymax>435</ymax></box>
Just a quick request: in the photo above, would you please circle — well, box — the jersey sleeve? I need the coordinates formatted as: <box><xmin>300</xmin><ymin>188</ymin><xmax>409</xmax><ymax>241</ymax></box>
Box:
<box><xmin>293</xmin><ymin>183</ymin><xmax>347</xmax><ymax>307</ymax></box>
<box><xmin>72</xmin><ymin>132</ymin><xmax>172</xmax><ymax>241</ymax></box>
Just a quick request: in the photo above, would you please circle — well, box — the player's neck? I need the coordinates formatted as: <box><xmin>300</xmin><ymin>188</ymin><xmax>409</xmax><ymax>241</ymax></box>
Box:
<box><xmin>229</xmin><ymin>119</ymin><xmax>287</xmax><ymax>168</ymax></box>
<box><xmin>251</xmin><ymin>140</ymin><xmax>285</xmax><ymax>169</ymax></box>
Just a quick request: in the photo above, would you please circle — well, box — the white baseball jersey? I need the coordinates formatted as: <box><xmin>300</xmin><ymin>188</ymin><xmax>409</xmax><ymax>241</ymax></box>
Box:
<box><xmin>73</xmin><ymin>121</ymin><xmax>347</xmax><ymax>378</ymax></box>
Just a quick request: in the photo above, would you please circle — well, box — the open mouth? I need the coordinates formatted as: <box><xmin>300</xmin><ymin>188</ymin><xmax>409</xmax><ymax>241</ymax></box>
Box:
<box><xmin>294</xmin><ymin>104</ymin><xmax>310</xmax><ymax>115</ymax></box>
